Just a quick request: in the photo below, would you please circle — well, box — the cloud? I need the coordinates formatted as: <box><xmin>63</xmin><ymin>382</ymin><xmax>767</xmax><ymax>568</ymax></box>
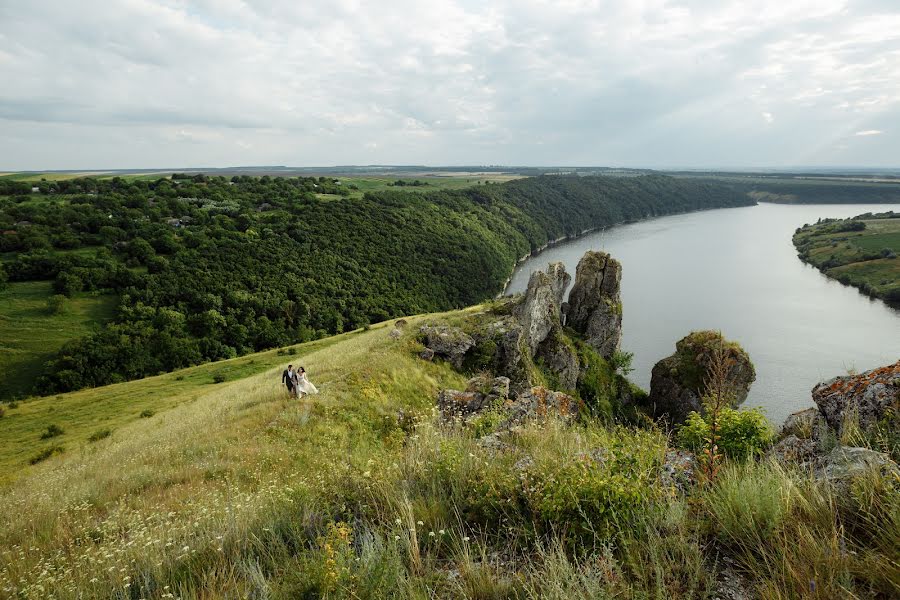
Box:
<box><xmin>0</xmin><ymin>0</ymin><xmax>898</xmax><ymax>169</ymax></box>
<box><xmin>854</xmin><ymin>129</ymin><xmax>884</xmax><ymax>136</ymax></box>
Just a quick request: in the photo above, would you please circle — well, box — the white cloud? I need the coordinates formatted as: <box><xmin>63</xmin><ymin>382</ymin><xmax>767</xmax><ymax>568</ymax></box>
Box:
<box><xmin>0</xmin><ymin>0</ymin><xmax>898</xmax><ymax>168</ymax></box>
<box><xmin>854</xmin><ymin>129</ymin><xmax>883</xmax><ymax>136</ymax></box>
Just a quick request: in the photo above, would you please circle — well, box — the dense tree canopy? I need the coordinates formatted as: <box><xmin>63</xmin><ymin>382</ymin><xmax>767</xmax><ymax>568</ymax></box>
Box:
<box><xmin>0</xmin><ymin>174</ymin><xmax>752</xmax><ymax>394</ymax></box>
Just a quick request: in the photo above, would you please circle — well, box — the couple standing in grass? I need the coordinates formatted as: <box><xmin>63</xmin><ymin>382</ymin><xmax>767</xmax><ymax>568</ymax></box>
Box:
<box><xmin>281</xmin><ymin>364</ymin><xmax>319</xmax><ymax>398</ymax></box>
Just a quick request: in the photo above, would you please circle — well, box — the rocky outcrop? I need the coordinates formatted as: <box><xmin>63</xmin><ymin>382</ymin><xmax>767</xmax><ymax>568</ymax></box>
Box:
<box><xmin>811</xmin><ymin>361</ymin><xmax>899</xmax><ymax>435</ymax></box>
<box><xmin>436</xmin><ymin>383</ymin><xmax>578</xmax><ymax>429</ymax></box>
<box><xmin>565</xmin><ymin>251</ymin><xmax>622</xmax><ymax>358</ymax></box>
<box><xmin>769</xmin><ymin>434</ymin><xmax>817</xmax><ymax>467</ymax></box>
<box><xmin>419</xmin><ymin>325</ymin><xmax>475</xmax><ymax>368</ymax></box>
<box><xmin>646</xmin><ymin>331</ymin><xmax>756</xmax><ymax>424</ymax></box>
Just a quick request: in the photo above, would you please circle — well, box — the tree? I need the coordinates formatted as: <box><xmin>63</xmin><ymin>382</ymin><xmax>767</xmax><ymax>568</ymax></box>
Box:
<box><xmin>47</xmin><ymin>294</ymin><xmax>68</xmax><ymax>315</ymax></box>
<box><xmin>0</xmin><ymin>263</ymin><xmax>7</xmax><ymax>291</ymax></box>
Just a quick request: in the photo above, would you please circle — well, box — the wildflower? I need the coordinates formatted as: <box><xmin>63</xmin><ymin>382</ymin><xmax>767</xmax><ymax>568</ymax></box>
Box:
<box><xmin>439</xmin><ymin>529</ymin><xmax>445</xmax><ymax>535</ymax></box>
<box><xmin>462</xmin><ymin>536</ymin><xmax>470</xmax><ymax>542</ymax></box>
<box><xmin>394</xmin><ymin>535</ymin><xmax>400</xmax><ymax>541</ymax></box>
<box><xmin>417</xmin><ymin>520</ymin><xmax>424</xmax><ymax>526</ymax></box>
<box><xmin>363</xmin><ymin>471</ymin><xmax>371</xmax><ymax>478</ymax></box>
<box><xmin>395</xmin><ymin>518</ymin><xmax>402</xmax><ymax>525</ymax></box>
<box><xmin>428</xmin><ymin>531</ymin><xmax>435</xmax><ymax>537</ymax></box>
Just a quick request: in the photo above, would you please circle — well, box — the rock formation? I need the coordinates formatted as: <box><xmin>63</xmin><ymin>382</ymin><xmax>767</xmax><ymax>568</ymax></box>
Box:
<box><xmin>811</xmin><ymin>360</ymin><xmax>899</xmax><ymax>435</ymax></box>
<box><xmin>817</xmin><ymin>446</ymin><xmax>900</xmax><ymax>489</ymax></box>
<box><xmin>646</xmin><ymin>330</ymin><xmax>756</xmax><ymax>424</ymax></box>
<box><xmin>517</xmin><ymin>269</ymin><xmax>561</xmax><ymax>356</ymax></box>
<box><xmin>419</xmin><ymin>325</ymin><xmax>475</xmax><ymax>368</ymax></box>
<box><xmin>565</xmin><ymin>251</ymin><xmax>622</xmax><ymax>358</ymax></box>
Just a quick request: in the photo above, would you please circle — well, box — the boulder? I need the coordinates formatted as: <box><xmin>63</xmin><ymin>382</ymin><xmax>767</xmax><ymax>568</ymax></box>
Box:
<box><xmin>419</xmin><ymin>325</ymin><xmax>475</xmax><ymax>368</ymax></box>
<box><xmin>517</xmin><ymin>270</ymin><xmax>561</xmax><ymax>356</ymax></box>
<box><xmin>816</xmin><ymin>446</ymin><xmax>900</xmax><ymax>488</ymax></box>
<box><xmin>437</xmin><ymin>389</ymin><xmax>484</xmax><ymax>422</ymax></box>
<box><xmin>780</xmin><ymin>407</ymin><xmax>821</xmax><ymax>438</ymax></box>
<box><xmin>646</xmin><ymin>331</ymin><xmax>755</xmax><ymax>424</ymax></box>
<box><xmin>389</xmin><ymin>328</ymin><xmax>402</xmax><ymax>339</ymax></box>
<box><xmin>768</xmin><ymin>435</ymin><xmax>817</xmax><ymax>467</ymax></box>
<box><xmin>419</xmin><ymin>347</ymin><xmax>435</xmax><ymax>361</ymax></box>
<box><xmin>811</xmin><ymin>360</ymin><xmax>899</xmax><ymax>436</ymax></box>
<box><xmin>395</xmin><ymin>318</ymin><xmax>409</xmax><ymax>328</ymax></box>
<box><xmin>466</xmin><ymin>374</ymin><xmax>510</xmax><ymax>399</ymax></box>
<box><xmin>565</xmin><ymin>251</ymin><xmax>622</xmax><ymax>358</ymax></box>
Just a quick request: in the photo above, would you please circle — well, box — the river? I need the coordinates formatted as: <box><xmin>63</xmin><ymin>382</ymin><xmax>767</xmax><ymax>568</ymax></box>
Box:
<box><xmin>505</xmin><ymin>202</ymin><xmax>900</xmax><ymax>424</ymax></box>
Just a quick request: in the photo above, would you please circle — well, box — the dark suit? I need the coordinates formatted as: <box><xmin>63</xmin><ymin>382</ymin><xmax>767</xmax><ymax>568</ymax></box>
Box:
<box><xmin>282</xmin><ymin>369</ymin><xmax>295</xmax><ymax>391</ymax></box>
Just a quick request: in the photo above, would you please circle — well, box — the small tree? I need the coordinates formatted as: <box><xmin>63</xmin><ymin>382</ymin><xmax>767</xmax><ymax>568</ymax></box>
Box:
<box><xmin>698</xmin><ymin>332</ymin><xmax>735</xmax><ymax>482</ymax></box>
<box><xmin>0</xmin><ymin>263</ymin><xmax>7</xmax><ymax>291</ymax></box>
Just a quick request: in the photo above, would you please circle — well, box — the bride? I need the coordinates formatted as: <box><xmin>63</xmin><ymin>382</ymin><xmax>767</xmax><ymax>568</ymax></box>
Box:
<box><xmin>295</xmin><ymin>367</ymin><xmax>319</xmax><ymax>397</ymax></box>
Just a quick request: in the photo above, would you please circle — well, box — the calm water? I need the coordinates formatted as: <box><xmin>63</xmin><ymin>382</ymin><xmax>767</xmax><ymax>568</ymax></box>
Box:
<box><xmin>507</xmin><ymin>203</ymin><xmax>900</xmax><ymax>424</ymax></box>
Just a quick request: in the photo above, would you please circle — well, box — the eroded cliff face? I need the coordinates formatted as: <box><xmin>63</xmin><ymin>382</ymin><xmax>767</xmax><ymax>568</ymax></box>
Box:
<box><xmin>811</xmin><ymin>361</ymin><xmax>899</xmax><ymax>435</ymax></box>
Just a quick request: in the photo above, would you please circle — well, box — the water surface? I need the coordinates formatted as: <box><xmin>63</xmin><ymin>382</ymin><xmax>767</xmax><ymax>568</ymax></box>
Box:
<box><xmin>506</xmin><ymin>203</ymin><xmax>900</xmax><ymax>424</ymax></box>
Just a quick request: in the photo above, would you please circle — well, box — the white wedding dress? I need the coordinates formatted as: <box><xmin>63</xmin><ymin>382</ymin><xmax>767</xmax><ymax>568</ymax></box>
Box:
<box><xmin>296</xmin><ymin>373</ymin><xmax>319</xmax><ymax>395</ymax></box>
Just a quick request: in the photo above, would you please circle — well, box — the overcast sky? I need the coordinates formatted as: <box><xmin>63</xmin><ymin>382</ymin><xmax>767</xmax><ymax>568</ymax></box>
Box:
<box><xmin>1</xmin><ymin>0</ymin><xmax>898</xmax><ymax>170</ymax></box>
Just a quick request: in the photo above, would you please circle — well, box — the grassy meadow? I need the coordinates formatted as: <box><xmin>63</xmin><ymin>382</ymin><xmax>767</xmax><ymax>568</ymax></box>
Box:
<box><xmin>0</xmin><ymin>308</ymin><xmax>898</xmax><ymax>598</ymax></box>
<box><xmin>0</xmin><ymin>282</ymin><xmax>117</xmax><ymax>400</ymax></box>
<box><xmin>793</xmin><ymin>213</ymin><xmax>900</xmax><ymax>305</ymax></box>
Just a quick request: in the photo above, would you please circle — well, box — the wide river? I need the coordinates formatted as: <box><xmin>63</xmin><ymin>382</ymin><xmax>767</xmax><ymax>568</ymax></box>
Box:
<box><xmin>506</xmin><ymin>202</ymin><xmax>900</xmax><ymax>424</ymax></box>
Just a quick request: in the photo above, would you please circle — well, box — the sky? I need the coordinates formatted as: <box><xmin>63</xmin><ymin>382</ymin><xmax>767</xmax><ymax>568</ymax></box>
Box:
<box><xmin>1</xmin><ymin>0</ymin><xmax>898</xmax><ymax>170</ymax></box>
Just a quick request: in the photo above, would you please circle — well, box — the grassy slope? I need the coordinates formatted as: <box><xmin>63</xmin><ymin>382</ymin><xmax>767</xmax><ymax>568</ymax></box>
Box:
<box><xmin>793</xmin><ymin>215</ymin><xmax>900</xmax><ymax>305</ymax></box>
<box><xmin>1</xmin><ymin>308</ymin><xmax>898</xmax><ymax>598</ymax></box>
<box><xmin>0</xmin><ymin>282</ymin><xmax>117</xmax><ymax>399</ymax></box>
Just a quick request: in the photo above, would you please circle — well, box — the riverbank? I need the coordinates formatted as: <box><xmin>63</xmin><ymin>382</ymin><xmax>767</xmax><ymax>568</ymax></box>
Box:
<box><xmin>793</xmin><ymin>211</ymin><xmax>900</xmax><ymax>307</ymax></box>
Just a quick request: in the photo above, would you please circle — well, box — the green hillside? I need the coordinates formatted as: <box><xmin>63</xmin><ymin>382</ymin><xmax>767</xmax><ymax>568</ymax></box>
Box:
<box><xmin>0</xmin><ymin>173</ymin><xmax>751</xmax><ymax>398</ymax></box>
<box><xmin>1</xmin><ymin>310</ymin><xmax>897</xmax><ymax>599</ymax></box>
<box><xmin>793</xmin><ymin>212</ymin><xmax>900</xmax><ymax>306</ymax></box>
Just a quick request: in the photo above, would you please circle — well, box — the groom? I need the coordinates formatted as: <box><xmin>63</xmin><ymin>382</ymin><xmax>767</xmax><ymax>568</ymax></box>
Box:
<box><xmin>281</xmin><ymin>364</ymin><xmax>295</xmax><ymax>395</ymax></box>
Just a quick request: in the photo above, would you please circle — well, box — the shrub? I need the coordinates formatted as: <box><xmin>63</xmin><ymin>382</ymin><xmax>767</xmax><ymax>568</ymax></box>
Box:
<box><xmin>880</xmin><ymin>247</ymin><xmax>897</xmax><ymax>259</ymax></box>
<box><xmin>46</xmin><ymin>294</ymin><xmax>68</xmax><ymax>315</ymax></box>
<box><xmin>40</xmin><ymin>424</ymin><xmax>64</xmax><ymax>439</ymax></box>
<box><xmin>0</xmin><ymin>406</ymin><xmax>5</xmax><ymax>419</ymax></box>
<box><xmin>139</xmin><ymin>409</ymin><xmax>155</xmax><ymax>418</ymax></box>
<box><xmin>88</xmin><ymin>428</ymin><xmax>112</xmax><ymax>442</ymax></box>
<box><xmin>29</xmin><ymin>445</ymin><xmax>64</xmax><ymax>464</ymax></box>
<box><xmin>677</xmin><ymin>407</ymin><xmax>773</xmax><ymax>459</ymax></box>
<box><xmin>212</xmin><ymin>372</ymin><xmax>227</xmax><ymax>384</ymax></box>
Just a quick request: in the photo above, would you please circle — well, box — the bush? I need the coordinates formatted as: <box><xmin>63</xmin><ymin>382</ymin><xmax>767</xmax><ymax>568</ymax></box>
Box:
<box><xmin>40</xmin><ymin>424</ymin><xmax>64</xmax><ymax>439</ymax></box>
<box><xmin>212</xmin><ymin>372</ymin><xmax>227</xmax><ymax>384</ymax></box>
<box><xmin>46</xmin><ymin>294</ymin><xmax>68</xmax><ymax>315</ymax></box>
<box><xmin>88</xmin><ymin>428</ymin><xmax>112</xmax><ymax>442</ymax></box>
<box><xmin>677</xmin><ymin>407</ymin><xmax>773</xmax><ymax>459</ymax></box>
<box><xmin>139</xmin><ymin>409</ymin><xmax>155</xmax><ymax>418</ymax></box>
<box><xmin>29</xmin><ymin>445</ymin><xmax>65</xmax><ymax>464</ymax></box>
<box><xmin>0</xmin><ymin>406</ymin><xmax>5</xmax><ymax>419</ymax></box>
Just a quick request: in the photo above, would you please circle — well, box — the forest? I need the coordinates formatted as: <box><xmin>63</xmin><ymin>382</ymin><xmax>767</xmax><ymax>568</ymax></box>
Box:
<box><xmin>0</xmin><ymin>174</ymin><xmax>752</xmax><ymax>395</ymax></box>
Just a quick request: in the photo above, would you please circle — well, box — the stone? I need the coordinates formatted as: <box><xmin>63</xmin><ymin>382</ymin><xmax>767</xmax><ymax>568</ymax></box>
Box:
<box><xmin>565</xmin><ymin>251</ymin><xmax>622</xmax><ymax>358</ymax></box>
<box><xmin>768</xmin><ymin>435</ymin><xmax>817</xmax><ymax>467</ymax></box>
<box><xmin>646</xmin><ymin>331</ymin><xmax>756</xmax><ymax>425</ymax></box>
<box><xmin>466</xmin><ymin>375</ymin><xmax>510</xmax><ymax>399</ymax></box>
<box><xmin>437</xmin><ymin>389</ymin><xmax>485</xmax><ymax>422</ymax></box>
<box><xmin>816</xmin><ymin>446</ymin><xmax>900</xmax><ymax>488</ymax></box>
<box><xmin>546</xmin><ymin>261</ymin><xmax>571</xmax><ymax>308</ymax></box>
<box><xmin>395</xmin><ymin>318</ymin><xmax>409</xmax><ymax>328</ymax></box>
<box><xmin>419</xmin><ymin>347</ymin><xmax>435</xmax><ymax>361</ymax></box>
<box><xmin>389</xmin><ymin>328</ymin><xmax>402</xmax><ymax>339</ymax></box>
<box><xmin>419</xmin><ymin>325</ymin><xmax>476</xmax><ymax>368</ymax></box>
<box><xmin>811</xmin><ymin>360</ymin><xmax>900</xmax><ymax>436</ymax></box>
<box><xmin>517</xmin><ymin>270</ymin><xmax>561</xmax><ymax>356</ymax></box>
<box><xmin>780</xmin><ymin>407</ymin><xmax>821</xmax><ymax>438</ymax></box>
<box><xmin>659</xmin><ymin>449</ymin><xmax>698</xmax><ymax>494</ymax></box>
